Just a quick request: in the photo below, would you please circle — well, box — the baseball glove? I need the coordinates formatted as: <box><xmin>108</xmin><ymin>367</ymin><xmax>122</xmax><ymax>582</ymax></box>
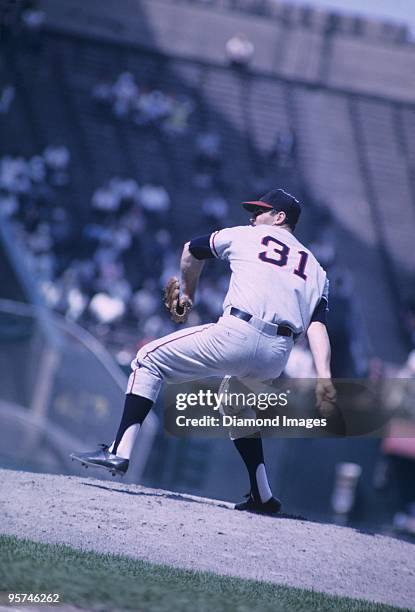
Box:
<box><xmin>163</xmin><ymin>277</ymin><xmax>193</xmax><ymax>324</ymax></box>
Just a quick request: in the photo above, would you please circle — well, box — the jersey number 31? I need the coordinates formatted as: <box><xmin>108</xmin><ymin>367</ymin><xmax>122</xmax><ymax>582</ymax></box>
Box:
<box><xmin>258</xmin><ymin>236</ymin><xmax>308</xmax><ymax>280</ymax></box>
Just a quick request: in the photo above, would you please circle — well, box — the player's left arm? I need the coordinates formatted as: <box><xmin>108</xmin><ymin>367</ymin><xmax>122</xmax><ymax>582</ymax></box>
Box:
<box><xmin>307</xmin><ymin>282</ymin><xmax>337</xmax><ymax>413</ymax></box>
<box><xmin>307</xmin><ymin>320</ymin><xmax>332</xmax><ymax>378</ymax></box>
<box><xmin>307</xmin><ymin>321</ymin><xmax>337</xmax><ymax>414</ymax></box>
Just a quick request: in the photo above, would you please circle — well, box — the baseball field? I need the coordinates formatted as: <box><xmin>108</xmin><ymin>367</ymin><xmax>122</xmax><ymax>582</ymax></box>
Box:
<box><xmin>1</xmin><ymin>468</ymin><xmax>414</xmax><ymax>611</ymax></box>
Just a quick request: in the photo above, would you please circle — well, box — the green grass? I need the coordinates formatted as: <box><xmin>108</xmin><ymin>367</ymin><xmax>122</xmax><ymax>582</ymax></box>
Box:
<box><xmin>0</xmin><ymin>534</ymin><xmax>407</xmax><ymax>612</ymax></box>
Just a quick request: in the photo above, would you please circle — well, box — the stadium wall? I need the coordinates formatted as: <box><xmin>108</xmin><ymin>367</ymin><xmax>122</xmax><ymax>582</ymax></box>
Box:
<box><xmin>39</xmin><ymin>0</ymin><xmax>415</xmax><ymax>103</ymax></box>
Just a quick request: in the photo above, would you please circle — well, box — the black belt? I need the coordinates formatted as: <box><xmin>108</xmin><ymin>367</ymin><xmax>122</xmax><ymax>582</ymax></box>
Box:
<box><xmin>230</xmin><ymin>307</ymin><xmax>294</xmax><ymax>337</ymax></box>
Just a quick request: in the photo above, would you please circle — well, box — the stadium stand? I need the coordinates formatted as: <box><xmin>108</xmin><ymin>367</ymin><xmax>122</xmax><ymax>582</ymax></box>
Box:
<box><xmin>2</xmin><ymin>0</ymin><xmax>415</xmax><ymax>369</ymax></box>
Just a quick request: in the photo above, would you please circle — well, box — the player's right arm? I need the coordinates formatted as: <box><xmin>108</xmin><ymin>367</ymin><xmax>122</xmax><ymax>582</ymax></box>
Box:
<box><xmin>180</xmin><ymin>241</ymin><xmax>205</xmax><ymax>302</ymax></box>
<box><xmin>182</xmin><ymin>228</ymin><xmax>234</xmax><ymax>300</ymax></box>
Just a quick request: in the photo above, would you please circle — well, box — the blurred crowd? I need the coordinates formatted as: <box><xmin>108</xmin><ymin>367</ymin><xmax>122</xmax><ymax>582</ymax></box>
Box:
<box><xmin>92</xmin><ymin>72</ymin><xmax>194</xmax><ymax>135</ymax></box>
<box><xmin>0</xmin><ymin>147</ymin><xmax>70</xmax><ymax>214</ymax></box>
<box><xmin>1</xmin><ymin>0</ymin><xmax>45</xmax><ymax>49</ymax></box>
<box><xmin>1</xmin><ymin>68</ymin><xmax>411</xmax><ymax>387</ymax></box>
<box><xmin>1</xmin><ymin>147</ymin><xmax>234</xmax><ymax>366</ymax></box>
<box><xmin>1</xmin><ymin>141</ymin><xmax>368</xmax><ymax>384</ymax></box>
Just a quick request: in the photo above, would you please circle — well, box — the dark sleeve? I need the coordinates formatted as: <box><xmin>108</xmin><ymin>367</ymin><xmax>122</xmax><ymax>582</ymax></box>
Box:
<box><xmin>189</xmin><ymin>234</ymin><xmax>215</xmax><ymax>260</ymax></box>
<box><xmin>311</xmin><ymin>296</ymin><xmax>329</xmax><ymax>324</ymax></box>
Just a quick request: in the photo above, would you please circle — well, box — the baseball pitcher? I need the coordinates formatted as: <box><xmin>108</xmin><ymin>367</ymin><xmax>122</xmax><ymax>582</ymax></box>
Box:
<box><xmin>71</xmin><ymin>189</ymin><xmax>336</xmax><ymax>514</ymax></box>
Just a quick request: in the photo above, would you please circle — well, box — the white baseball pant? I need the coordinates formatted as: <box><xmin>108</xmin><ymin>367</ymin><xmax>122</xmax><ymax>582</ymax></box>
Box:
<box><xmin>127</xmin><ymin>314</ymin><xmax>293</xmax><ymax>419</ymax></box>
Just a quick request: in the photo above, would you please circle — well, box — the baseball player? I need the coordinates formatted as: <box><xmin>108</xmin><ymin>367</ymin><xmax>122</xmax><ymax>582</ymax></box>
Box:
<box><xmin>71</xmin><ymin>188</ymin><xmax>336</xmax><ymax>515</ymax></box>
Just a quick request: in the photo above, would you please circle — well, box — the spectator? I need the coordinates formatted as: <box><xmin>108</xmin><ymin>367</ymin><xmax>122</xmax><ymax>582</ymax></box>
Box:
<box><xmin>269</xmin><ymin>129</ymin><xmax>297</xmax><ymax>170</ymax></box>
<box><xmin>92</xmin><ymin>185</ymin><xmax>120</xmax><ymax>214</ymax></box>
<box><xmin>92</xmin><ymin>78</ymin><xmax>113</xmax><ymax>106</ymax></box>
<box><xmin>28</xmin><ymin>155</ymin><xmax>46</xmax><ymax>184</ymax></box>
<box><xmin>195</xmin><ymin>129</ymin><xmax>222</xmax><ymax>168</ymax></box>
<box><xmin>0</xmin><ymin>85</ymin><xmax>15</xmax><ymax>114</ymax></box>
<box><xmin>66</xmin><ymin>286</ymin><xmax>88</xmax><ymax>321</ymax></box>
<box><xmin>119</xmin><ymin>206</ymin><xmax>146</xmax><ymax>236</ymax></box>
<box><xmin>139</xmin><ymin>183</ymin><xmax>170</xmax><ymax>213</ymax></box>
<box><xmin>108</xmin><ymin>177</ymin><xmax>139</xmax><ymax>216</ymax></box>
<box><xmin>43</xmin><ymin>145</ymin><xmax>70</xmax><ymax>186</ymax></box>
<box><xmin>0</xmin><ymin>156</ymin><xmax>30</xmax><ymax>194</ymax></box>
<box><xmin>112</xmin><ymin>72</ymin><xmax>139</xmax><ymax>119</ymax></box>
<box><xmin>194</xmin><ymin>129</ymin><xmax>222</xmax><ymax>188</ymax></box>
<box><xmin>131</xmin><ymin>286</ymin><xmax>159</xmax><ymax>320</ymax></box>
<box><xmin>163</xmin><ymin>97</ymin><xmax>194</xmax><ymax>135</ymax></box>
<box><xmin>226</xmin><ymin>33</ymin><xmax>254</xmax><ymax>68</ymax></box>
<box><xmin>134</xmin><ymin>89</ymin><xmax>172</xmax><ymax>126</ymax></box>
<box><xmin>21</xmin><ymin>4</ymin><xmax>45</xmax><ymax>31</ymax></box>
<box><xmin>201</xmin><ymin>193</ymin><xmax>228</xmax><ymax>225</ymax></box>
<box><xmin>89</xmin><ymin>292</ymin><xmax>126</xmax><ymax>324</ymax></box>
<box><xmin>21</xmin><ymin>4</ymin><xmax>45</xmax><ymax>50</ymax></box>
<box><xmin>0</xmin><ymin>191</ymin><xmax>19</xmax><ymax>217</ymax></box>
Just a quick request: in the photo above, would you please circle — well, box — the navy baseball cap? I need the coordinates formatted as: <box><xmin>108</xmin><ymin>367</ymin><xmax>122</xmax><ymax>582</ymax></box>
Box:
<box><xmin>242</xmin><ymin>188</ymin><xmax>301</xmax><ymax>229</ymax></box>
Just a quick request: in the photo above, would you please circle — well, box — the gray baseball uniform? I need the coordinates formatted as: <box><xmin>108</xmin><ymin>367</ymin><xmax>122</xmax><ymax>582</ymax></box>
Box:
<box><xmin>127</xmin><ymin>224</ymin><xmax>328</xmax><ymax>410</ymax></box>
<box><xmin>71</xmin><ymin>189</ymin><xmax>330</xmax><ymax>515</ymax></box>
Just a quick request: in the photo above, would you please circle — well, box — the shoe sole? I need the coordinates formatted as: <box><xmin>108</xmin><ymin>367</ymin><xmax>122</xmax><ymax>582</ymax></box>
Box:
<box><xmin>70</xmin><ymin>454</ymin><xmax>127</xmax><ymax>477</ymax></box>
<box><xmin>235</xmin><ymin>507</ymin><xmax>281</xmax><ymax>515</ymax></box>
<box><xmin>234</xmin><ymin>502</ymin><xmax>282</xmax><ymax>515</ymax></box>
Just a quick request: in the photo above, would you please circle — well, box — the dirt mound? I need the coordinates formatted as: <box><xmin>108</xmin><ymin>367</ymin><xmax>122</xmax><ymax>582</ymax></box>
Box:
<box><xmin>1</xmin><ymin>469</ymin><xmax>414</xmax><ymax>609</ymax></box>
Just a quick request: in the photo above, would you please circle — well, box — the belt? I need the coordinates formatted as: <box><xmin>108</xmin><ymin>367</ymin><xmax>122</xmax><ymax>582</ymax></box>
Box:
<box><xmin>230</xmin><ymin>307</ymin><xmax>294</xmax><ymax>337</ymax></box>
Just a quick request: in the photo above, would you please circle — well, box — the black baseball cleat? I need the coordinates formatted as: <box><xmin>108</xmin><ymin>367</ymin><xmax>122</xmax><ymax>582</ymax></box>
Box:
<box><xmin>235</xmin><ymin>492</ymin><xmax>282</xmax><ymax>515</ymax></box>
<box><xmin>70</xmin><ymin>444</ymin><xmax>129</xmax><ymax>476</ymax></box>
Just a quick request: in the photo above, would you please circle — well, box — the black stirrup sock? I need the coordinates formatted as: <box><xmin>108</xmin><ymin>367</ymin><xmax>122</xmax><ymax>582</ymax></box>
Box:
<box><xmin>110</xmin><ymin>394</ymin><xmax>153</xmax><ymax>458</ymax></box>
<box><xmin>233</xmin><ymin>436</ymin><xmax>273</xmax><ymax>503</ymax></box>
